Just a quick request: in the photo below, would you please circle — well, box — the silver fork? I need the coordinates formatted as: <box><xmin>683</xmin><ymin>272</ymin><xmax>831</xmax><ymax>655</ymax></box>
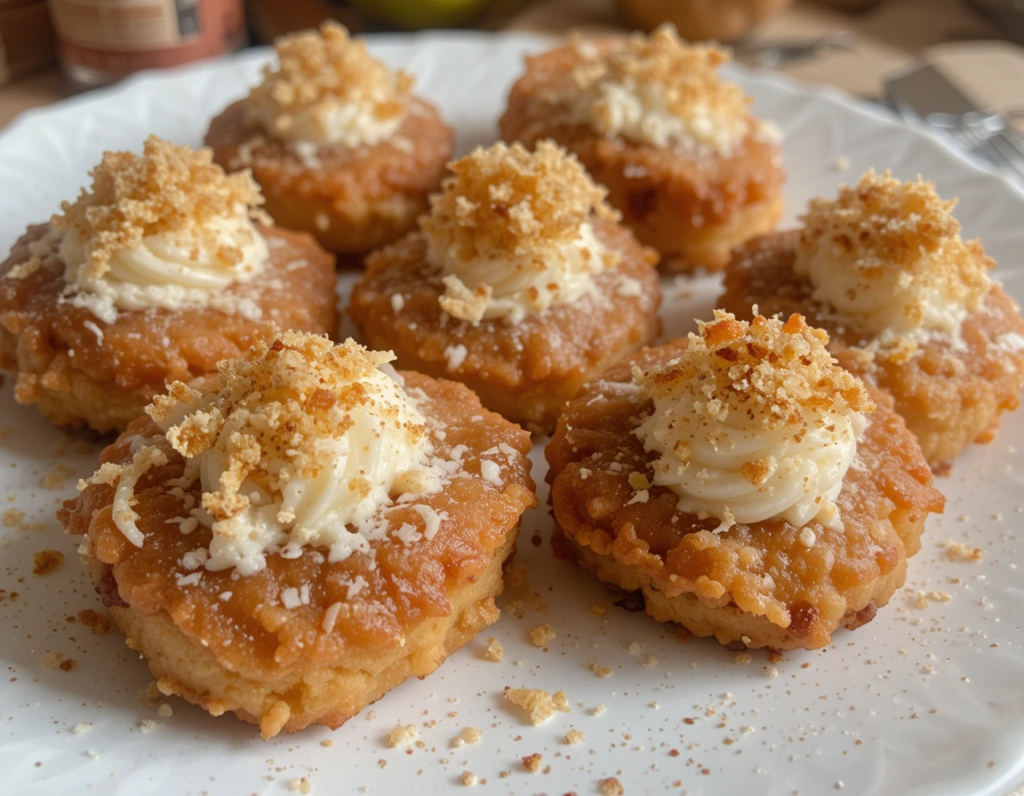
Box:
<box><xmin>925</xmin><ymin>110</ymin><xmax>1024</xmax><ymax>180</ymax></box>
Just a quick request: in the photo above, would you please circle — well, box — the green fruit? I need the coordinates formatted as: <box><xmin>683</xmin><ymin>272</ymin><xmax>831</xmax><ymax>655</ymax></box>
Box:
<box><xmin>351</xmin><ymin>0</ymin><xmax>491</xmax><ymax>28</ymax></box>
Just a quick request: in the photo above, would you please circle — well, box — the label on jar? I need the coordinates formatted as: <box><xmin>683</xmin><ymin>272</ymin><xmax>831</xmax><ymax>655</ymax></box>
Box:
<box><xmin>50</xmin><ymin>0</ymin><xmax>244</xmax><ymax>75</ymax></box>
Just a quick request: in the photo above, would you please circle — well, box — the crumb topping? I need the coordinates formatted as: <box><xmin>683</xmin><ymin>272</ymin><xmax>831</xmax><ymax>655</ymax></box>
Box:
<box><xmin>565</xmin><ymin>25</ymin><xmax>751</xmax><ymax>153</ymax></box>
<box><xmin>140</xmin><ymin>329</ymin><xmax>434</xmax><ymax>574</ymax></box>
<box><xmin>247</xmin><ymin>22</ymin><xmax>411</xmax><ymax>148</ymax></box>
<box><xmin>425</xmin><ymin>141</ymin><xmax>620</xmax><ymax>324</ymax></box>
<box><xmin>51</xmin><ymin>136</ymin><xmax>269</xmax><ymax>323</ymax></box>
<box><xmin>634</xmin><ymin>311</ymin><xmax>872</xmax><ymax>531</ymax></box>
<box><xmin>54</xmin><ymin>136</ymin><xmax>265</xmax><ymax>281</ymax></box>
<box><xmin>795</xmin><ymin>170</ymin><xmax>993</xmax><ymax>345</ymax></box>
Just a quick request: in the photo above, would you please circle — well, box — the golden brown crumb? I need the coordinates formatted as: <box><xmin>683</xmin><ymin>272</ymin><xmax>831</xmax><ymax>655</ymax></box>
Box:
<box><xmin>568</xmin><ymin>26</ymin><xmax>749</xmax><ymax>150</ymax></box>
<box><xmin>388</xmin><ymin>725</ymin><xmax>418</xmax><ymax>748</ymax></box>
<box><xmin>912</xmin><ymin>590</ymin><xmax>954</xmax><ymax>609</ymax></box>
<box><xmin>735</xmin><ymin>653</ymin><xmax>753</xmax><ymax>665</ymax></box>
<box><xmin>504</xmin><ymin>688</ymin><xmax>570</xmax><ymax>725</ymax></box>
<box><xmin>797</xmin><ymin>170</ymin><xmax>992</xmax><ymax>327</ymax></box>
<box><xmin>53</xmin><ymin>136</ymin><xmax>265</xmax><ymax>280</ymax></box>
<box><xmin>944</xmin><ymin>539</ymin><xmax>983</xmax><ymax>562</ymax></box>
<box><xmin>552</xmin><ymin>690</ymin><xmax>569</xmax><ymax>712</ymax></box>
<box><xmin>425</xmin><ymin>141</ymin><xmax>618</xmax><ymax>324</ymax></box>
<box><xmin>2</xmin><ymin>508</ymin><xmax>24</xmax><ymax>527</ymax></box>
<box><xmin>460</xmin><ymin>771</ymin><xmax>478</xmax><ymax>787</ymax></box>
<box><xmin>635</xmin><ymin>311</ymin><xmax>872</xmax><ymax>435</ymax></box>
<box><xmin>148</xmin><ymin>330</ymin><xmax>426</xmax><ymax>526</ymax></box>
<box><xmin>589</xmin><ymin>661</ymin><xmax>612</xmax><ymax>678</ymax></box>
<box><xmin>528</xmin><ymin>623</ymin><xmax>557</xmax><ymax>648</ymax></box>
<box><xmin>522</xmin><ymin>753</ymin><xmax>543</xmax><ymax>773</ymax></box>
<box><xmin>599</xmin><ymin>776</ymin><xmax>625</xmax><ymax>796</ymax></box>
<box><xmin>564</xmin><ymin>728</ymin><xmax>585</xmax><ymax>745</ymax></box>
<box><xmin>249</xmin><ymin>22</ymin><xmax>410</xmax><ymax>139</ymax></box>
<box><xmin>483</xmin><ymin>637</ymin><xmax>504</xmax><ymax>662</ymax></box>
<box><xmin>589</xmin><ymin>604</ymin><xmax>607</xmax><ymax>615</ymax></box>
<box><xmin>32</xmin><ymin>549</ymin><xmax>64</xmax><ymax>575</ymax></box>
<box><xmin>460</xmin><ymin>727</ymin><xmax>483</xmax><ymax>745</ymax></box>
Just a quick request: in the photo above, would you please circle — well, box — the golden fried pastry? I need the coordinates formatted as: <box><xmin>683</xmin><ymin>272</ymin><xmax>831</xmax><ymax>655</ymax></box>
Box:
<box><xmin>547</xmin><ymin>311</ymin><xmax>944</xmax><ymax>650</ymax></box>
<box><xmin>60</xmin><ymin>330</ymin><xmax>536</xmax><ymax>738</ymax></box>
<box><xmin>499</xmin><ymin>26</ymin><xmax>784</xmax><ymax>273</ymax></box>
<box><xmin>349</xmin><ymin>141</ymin><xmax>661</xmax><ymax>434</ymax></box>
<box><xmin>205</xmin><ymin>22</ymin><xmax>452</xmax><ymax>257</ymax></box>
<box><xmin>0</xmin><ymin>136</ymin><xmax>336</xmax><ymax>433</ymax></box>
<box><xmin>720</xmin><ymin>170</ymin><xmax>1024</xmax><ymax>469</ymax></box>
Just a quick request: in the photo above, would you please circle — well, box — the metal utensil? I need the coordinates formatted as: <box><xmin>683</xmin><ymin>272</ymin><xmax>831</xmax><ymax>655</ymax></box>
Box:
<box><xmin>886</xmin><ymin>62</ymin><xmax>1024</xmax><ymax>182</ymax></box>
<box><xmin>734</xmin><ymin>31</ymin><xmax>856</xmax><ymax>68</ymax></box>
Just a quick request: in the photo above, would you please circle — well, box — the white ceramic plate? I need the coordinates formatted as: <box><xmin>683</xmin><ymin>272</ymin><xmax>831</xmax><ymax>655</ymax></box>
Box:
<box><xmin>2</xmin><ymin>32</ymin><xmax>1024</xmax><ymax>796</ymax></box>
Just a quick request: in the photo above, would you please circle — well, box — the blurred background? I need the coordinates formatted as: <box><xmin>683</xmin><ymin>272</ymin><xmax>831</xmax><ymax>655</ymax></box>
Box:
<box><xmin>1</xmin><ymin>0</ymin><xmax>1022</xmax><ymax>177</ymax></box>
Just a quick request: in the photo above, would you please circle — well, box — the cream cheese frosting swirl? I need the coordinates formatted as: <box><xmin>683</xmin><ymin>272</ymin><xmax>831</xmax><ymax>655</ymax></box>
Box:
<box><xmin>144</xmin><ymin>331</ymin><xmax>437</xmax><ymax>576</ymax></box>
<box><xmin>424</xmin><ymin>141</ymin><xmax>621</xmax><ymax>325</ymax></box>
<box><xmin>633</xmin><ymin>312</ymin><xmax>873</xmax><ymax>531</ymax></box>
<box><xmin>564</xmin><ymin>26</ymin><xmax>751</xmax><ymax>155</ymax></box>
<box><xmin>246</xmin><ymin>21</ymin><xmax>411</xmax><ymax>149</ymax></box>
<box><xmin>54</xmin><ymin>136</ymin><xmax>270</xmax><ymax>324</ymax></box>
<box><xmin>794</xmin><ymin>170</ymin><xmax>993</xmax><ymax>345</ymax></box>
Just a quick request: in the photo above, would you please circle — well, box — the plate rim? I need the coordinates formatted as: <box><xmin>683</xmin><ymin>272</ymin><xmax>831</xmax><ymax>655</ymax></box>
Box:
<box><xmin>1</xmin><ymin>29</ymin><xmax>1023</xmax><ymax>796</ymax></box>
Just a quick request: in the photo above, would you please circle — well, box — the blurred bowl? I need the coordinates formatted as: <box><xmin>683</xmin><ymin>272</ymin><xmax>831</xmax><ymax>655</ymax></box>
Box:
<box><xmin>349</xmin><ymin>0</ymin><xmax>493</xmax><ymax>29</ymax></box>
<box><xmin>615</xmin><ymin>0</ymin><xmax>792</xmax><ymax>42</ymax></box>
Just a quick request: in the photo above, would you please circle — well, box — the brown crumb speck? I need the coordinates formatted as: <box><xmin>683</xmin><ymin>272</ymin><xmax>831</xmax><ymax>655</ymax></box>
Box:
<box><xmin>32</xmin><ymin>549</ymin><xmax>64</xmax><ymax>575</ymax></box>
<box><xmin>521</xmin><ymin>753</ymin><xmax>543</xmax><ymax>773</ymax></box>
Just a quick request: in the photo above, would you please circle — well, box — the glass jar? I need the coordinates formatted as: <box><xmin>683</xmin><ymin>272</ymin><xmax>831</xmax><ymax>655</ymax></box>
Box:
<box><xmin>47</xmin><ymin>0</ymin><xmax>246</xmax><ymax>89</ymax></box>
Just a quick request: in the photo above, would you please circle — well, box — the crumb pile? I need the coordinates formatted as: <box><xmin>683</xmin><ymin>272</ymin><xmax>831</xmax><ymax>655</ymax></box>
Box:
<box><xmin>634</xmin><ymin>311</ymin><xmax>873</xmax><ymax>531</ymax></box>
<box><xmin>247</xmin><ymin>21</ymin><xmax>412</xmax><ymax>147</ymax></box>
<box><xmin>52</xmin><ymin>135</ymin><xmax>270</xmax><ymax>323</ymax></box>
<box><xmin>566</xmin><ymin>25</ymin><xmax>750</xmax><ymax>153</ymax></box>
<box><xmin>424</xmin><ymin>141</ymin><xmax>620</xmax><ymax>324</ymax></box>
<box><xmin>795</xmin><ymin>170</ymin><xmax>993</xmax><ymax>343</ymax></box>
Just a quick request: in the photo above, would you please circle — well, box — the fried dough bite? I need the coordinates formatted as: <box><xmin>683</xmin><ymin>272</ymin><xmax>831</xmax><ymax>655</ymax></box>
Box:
<box><xmin>205</xmin><ymin>22</ymin><xmax>452</xmax><ymax>257</ymax></box>
<box><xmin>547</xmin><ymin>312</ymin><xmax>944</xmax><ymax>650</ymax></box>
<box><xmin>0</xmin><ymin>136</ymin><xmax>336</xmax><ymax>433</ymax></box>
<box><xmin>720</xmin><ymin>170</ymin><xmax>1024</xmax><ymax>469</ymax></box>
<box><xmin>350</xmin><ymin>141</ymin><xmax>661</xmax><ymax>434</ymax></box>
<box><xmin>499</xmin><ymin>26</ymin><xmax>784</xmax><ymax>273</ymax></box>
<box><xmin>60</xmin><ymin>330</ymin><xmax>536</xmax><ymax>738</ymax></box>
